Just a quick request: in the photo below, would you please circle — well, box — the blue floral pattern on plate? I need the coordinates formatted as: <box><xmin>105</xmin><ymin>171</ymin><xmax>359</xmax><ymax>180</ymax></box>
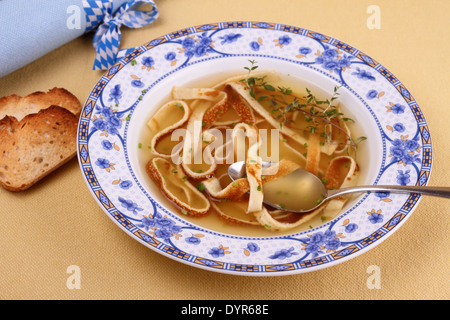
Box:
<box><xmin>77</xmin><ymin>22</ymin><xmax>432</xmax><ymax>276</ymax></box>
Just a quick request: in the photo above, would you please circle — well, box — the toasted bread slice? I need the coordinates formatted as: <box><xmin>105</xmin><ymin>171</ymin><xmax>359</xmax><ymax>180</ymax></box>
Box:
<box><xmin>0</xmin><ymin>106</ymin><xmax>79</xmax><ymax>191</ymax></box>
<box><xmin>0</xmin><ymin>88</ymin><xmax>81</xmax><ymax>192</ymax></box>
<box><xmin>0</xmin><ymin>87</ymin><xmax>81</xmax><ymax>121</ymax></box>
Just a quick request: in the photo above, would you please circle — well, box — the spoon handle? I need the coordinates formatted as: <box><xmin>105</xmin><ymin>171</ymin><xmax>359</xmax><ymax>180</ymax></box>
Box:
<box><xmin>328</xmin><ymin>185</ymin><xmax>450</xmax><ymax>199</ymax></box>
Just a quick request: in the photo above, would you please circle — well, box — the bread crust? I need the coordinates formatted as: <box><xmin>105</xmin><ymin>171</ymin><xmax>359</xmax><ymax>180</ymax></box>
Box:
<box><xmin>0</xmin><ymin>87</ymin><xmax>81</xmax><ymax>121</ymax></box>
<box><xmin>0</xmin><ymin>88</ymin><xmax>81</xmax><ymax>192</ymax></box>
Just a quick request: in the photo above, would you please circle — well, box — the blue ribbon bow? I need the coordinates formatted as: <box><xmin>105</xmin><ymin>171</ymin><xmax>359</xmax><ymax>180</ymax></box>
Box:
<box><xmin>83</xmin><ymin>0</ymin><xmax>159</xmax><ymax>70</ymax></box>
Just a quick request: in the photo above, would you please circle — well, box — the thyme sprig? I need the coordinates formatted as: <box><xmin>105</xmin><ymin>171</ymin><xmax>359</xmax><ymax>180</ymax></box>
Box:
<box><xmin>242</xmin><ymin>60</ymin><xmax>366</xmax><ymax>151</ymax></box>
<box><xmin>244</xmin><ymin>59</ymin><xmax>275</xmax><ymax>98</ymax></box>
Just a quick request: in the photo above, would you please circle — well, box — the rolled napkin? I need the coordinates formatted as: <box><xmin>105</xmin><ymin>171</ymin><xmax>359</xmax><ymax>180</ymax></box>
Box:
<box><xmin>0</xmin><ymin>0</ymin><xmax>158</xmax><ymax>78</ymax></box>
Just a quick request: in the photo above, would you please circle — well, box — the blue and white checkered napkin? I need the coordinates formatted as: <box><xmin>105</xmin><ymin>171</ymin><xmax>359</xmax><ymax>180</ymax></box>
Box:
<box><xmin>0</xmin><ymin>0</ymin><xmax>158</xmax><ymax>78</ymax></box>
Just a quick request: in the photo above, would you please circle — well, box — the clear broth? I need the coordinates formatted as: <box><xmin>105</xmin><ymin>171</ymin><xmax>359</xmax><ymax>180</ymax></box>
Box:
<box><xmin>137</xmin><ymin>72</ymin><xmax>368</xmax><ymax>237</ymax></box>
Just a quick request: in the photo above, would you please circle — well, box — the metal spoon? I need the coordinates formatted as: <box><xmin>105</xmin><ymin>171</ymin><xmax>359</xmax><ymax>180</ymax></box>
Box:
<box><xmin>228</xmin><ymin>161</ymin><xmax>450</xmax><ymax>213</ymax></box>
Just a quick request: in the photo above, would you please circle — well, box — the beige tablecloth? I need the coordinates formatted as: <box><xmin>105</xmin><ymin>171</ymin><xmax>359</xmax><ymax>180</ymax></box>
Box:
<box><xmin>0</xmin><ymin>0</ymin><xmax>449</xmax><ymax>300</ymax></box>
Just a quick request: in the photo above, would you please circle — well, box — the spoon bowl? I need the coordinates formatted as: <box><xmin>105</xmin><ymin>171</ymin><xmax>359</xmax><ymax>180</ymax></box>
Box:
<box><xmin>228</xmin><ymin>161</ymin><xmax>450</xmax><ymax>213</ymax></box>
